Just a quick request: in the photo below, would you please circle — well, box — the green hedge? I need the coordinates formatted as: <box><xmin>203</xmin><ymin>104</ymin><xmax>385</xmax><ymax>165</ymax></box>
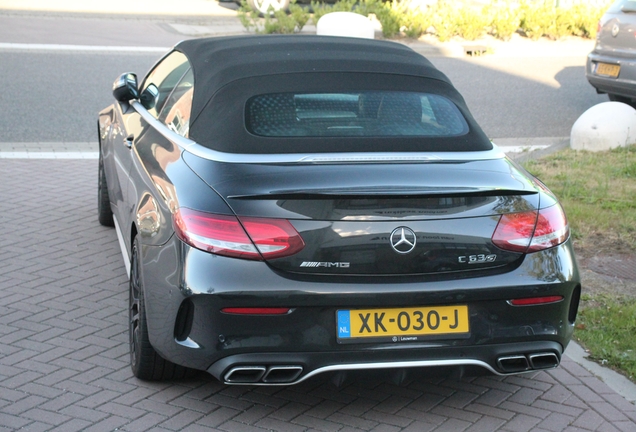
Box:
<box><xmin>238</xmin><ymin>0</ymin><xmax>610</xmax><ymax>41</ymax></box>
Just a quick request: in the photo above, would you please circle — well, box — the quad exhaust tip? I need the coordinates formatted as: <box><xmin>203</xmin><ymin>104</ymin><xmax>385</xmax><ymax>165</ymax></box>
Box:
<box><xmin>497</xmin><ymin>352</ymin><xmax>559</xmax><ymax>373</ymax></box>
<box><xmin>224</xmin><ymin>365</ymin><xmax>303</xmax><ymax>384</ymax></box>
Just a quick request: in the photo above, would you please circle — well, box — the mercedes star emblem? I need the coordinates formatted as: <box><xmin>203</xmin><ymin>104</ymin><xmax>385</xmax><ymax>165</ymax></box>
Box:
<box><xmin>390</xmin><ymin>227</ymin><xmax>417</xmax><ymax>254</ymax></box>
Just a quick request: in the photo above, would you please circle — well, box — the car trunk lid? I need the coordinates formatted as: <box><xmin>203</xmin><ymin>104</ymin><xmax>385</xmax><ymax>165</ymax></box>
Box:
<box><xmin>182</xmin><ymin>153</ymin><xmax>539</xmax><ymax>276</ymax></box>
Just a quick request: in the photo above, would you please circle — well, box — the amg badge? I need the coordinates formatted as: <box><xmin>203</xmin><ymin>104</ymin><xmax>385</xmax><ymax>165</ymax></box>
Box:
<box><xmin>300</xmin><ymin>262</ymin><xmax>351</xmax><ymax>268</ymax></box>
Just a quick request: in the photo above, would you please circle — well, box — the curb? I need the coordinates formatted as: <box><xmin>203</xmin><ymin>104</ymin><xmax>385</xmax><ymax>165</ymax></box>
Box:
<box><xmin>566</xmin><ymin>341</ymin><xmax>636</xmax><ymax>404</ymax></box>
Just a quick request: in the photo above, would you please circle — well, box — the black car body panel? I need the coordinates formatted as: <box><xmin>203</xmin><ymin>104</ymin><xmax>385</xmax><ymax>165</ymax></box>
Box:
<box><xmin>98</xmin><ymin>35</ymin><xmax>580</xmax><ymax>384</ymax></box>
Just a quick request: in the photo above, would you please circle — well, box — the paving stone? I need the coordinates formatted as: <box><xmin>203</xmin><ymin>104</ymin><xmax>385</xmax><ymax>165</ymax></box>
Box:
<box><xmin>159</xmin><ymin>410</ymin><xmax>205</xmax><ymax>430</ymax></box>
<box><xmin>196</xmin><ymin>407</ymin><xmax>241</xmax><ymax>428</ymax></box>
<box><xmin>121</xmin><ymin>412</ymin><xmax>169</xmax><ymax>432</ymax></box>
<box><xmin>464</xmin><ymin>415</ymin><xmax>506</xmax><ymax>432</ymax></box>
<box><xmin>337</xmin><ymin>397</ymin><xmax>379</xmax><ymax>417</ymax></box>
<box><xmin>21</xmin><ymin>408</ymin><xmax>72</xmax><ymax>426</ymax></box>
<box><xmin>1</xmin><ymin>395</ymin><xmax>48</xmax><ymax>415</ymax></box>
<box><xmin>572</xmin><ymin>409</ymin><xmax>607</xmax><ymax>431</ymax></box>
<box><xmin>254</xmin><ymin>417</ymin><xmax>307</xmax><ymax>432</ymax></box>
<box><xmin>292</xmin><ymin>414</ymin><xmax>344</xmax><ymax>431</ymax></box>
<box><xmin>535</xmin><ymin>412</ymin><xmax>576</xmax><ymax>432</ymax></box>
<box><xmin>400</xmin><ymin>420</ymin><xmax>438</xmax><ymax>432</ymax></box>
<box><xmin>48</xmin><ymin>419</ymin><xmax>93</xmax><ymax>432</ymax></box>
<box><xmin>432</xmin><ymin>418</ymin><xmax>472</xmax><ymax>432</ymax></box>
<box><xmin>589</xmin><ymin>402</ymin><xmax>631</xmax><ymax>422</ymax></box>
<box><xmin>303</xmin><ymin>400</ymin><xmax>344</xmax><ymax>419</ymax></box>
<box><xmin>540</xmin><ymin>384</ymin><xmax>574</xmax><ymax>404</ymax></box>
<box><xmin>363</xmin><ymin>410</ymin><xmax>413</xmax><ymax>427</ymax></box>
<box><xmin>327</xmin><ymin>411</ymin><xmax>379</xmax><ymax>430</ymax></box>
<box><xmin>500</xmin><ymin>413</ymin><xmax>542</xmax><ymax>432</ymax></box>
<box><xmin>532</xmin><ymin>399</ymin><xmax>584</xmax><ymax>417</ymax></box>
<box><xmin>232</xmin><ymin>405</ymin><xmax>276</xmax><ymax>425</ymax></box>
<box><xmin>464</xmin><ymin>402</ymin><xmax>514</xmax><ymax>420</ymax></box>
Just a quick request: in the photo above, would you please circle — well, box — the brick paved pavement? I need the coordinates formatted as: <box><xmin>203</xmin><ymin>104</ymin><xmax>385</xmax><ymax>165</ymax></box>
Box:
<box><xmin>1</xmin><ymin>159</ymin><xmax>635</xmax><ymax>432</ymax></box>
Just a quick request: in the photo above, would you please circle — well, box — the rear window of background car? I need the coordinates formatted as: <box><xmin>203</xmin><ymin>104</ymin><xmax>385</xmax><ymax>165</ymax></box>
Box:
<box><xmin>245</xmin><ymin>92</ymin><xmax>469</xmax><ymax>138</ymax></box>
<box><xmin>608</xmin><ymin>0</ymin><xmax>636</xmax><ymax>13</ymax></box>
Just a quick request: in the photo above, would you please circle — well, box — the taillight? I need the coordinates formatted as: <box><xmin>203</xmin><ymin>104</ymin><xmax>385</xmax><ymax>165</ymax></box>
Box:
<box><xmin>173</xmin><ymin>208</ymin><xmax>304</xmax><ymax>260</ymax></box>
<box><xmin>492</xmin><ymin>204</ymin><xmax>569</xmax><ymax>253</ymax></box>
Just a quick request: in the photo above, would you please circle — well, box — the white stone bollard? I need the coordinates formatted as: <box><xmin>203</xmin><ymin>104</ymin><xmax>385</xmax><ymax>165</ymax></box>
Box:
<box><xmin>571</xmin><ymin>102</ymin><xmax>636</xmax><ymax>151</ymax></box>
<box><xmin>316</xmin><ymin>12</ymin><xmax>375</xmax><ymax>39</ymax></box>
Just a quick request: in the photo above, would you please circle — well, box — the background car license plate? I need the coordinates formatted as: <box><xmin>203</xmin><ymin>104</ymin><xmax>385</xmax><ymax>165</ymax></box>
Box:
<box><xmin>596</xmin><ymin>62</ymin><xmax>620</xmax><ymax>78</ymax></box>
<box><xmin>337</xmin><ymin>306</ymin><xmax>469</xmax><ymax>342</ymax></box>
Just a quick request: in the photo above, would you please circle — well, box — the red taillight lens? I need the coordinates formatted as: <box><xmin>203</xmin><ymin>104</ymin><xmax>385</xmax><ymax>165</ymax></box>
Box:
<box><xmin>492</xmin><ymin>205</ymin><xmax>569</xmax><ymax>254</ymax></box>
<box><xmin>239</xmin><ymin>217</ymin><xmax>305</xmax><ymax>258</ymax></box>
<box><xmin>491</xmin><ymin>211</ymin><xmax>538</xmax><ymax>253</ymax></box>
<box><xmin>173</xmin><ymin>209</ymin><xmax>304</xmax><ymax>260</ymax></box>
<box><xmin>527</xmin><ymin>205</ymin><xmax>569</xmax><ymax>252</ymax></box>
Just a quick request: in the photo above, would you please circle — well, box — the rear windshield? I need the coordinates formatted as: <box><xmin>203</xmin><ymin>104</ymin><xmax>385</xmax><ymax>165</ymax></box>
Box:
<box><xmin>245</xmin><ymin>92</ymin><xmax>469</xmax><ymax>138</ymax></box>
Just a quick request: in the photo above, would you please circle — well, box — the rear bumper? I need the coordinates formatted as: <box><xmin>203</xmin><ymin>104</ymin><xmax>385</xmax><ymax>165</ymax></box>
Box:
<box><xmin>586</xmin><ymin>52</ymin><xmax>636</xmax><ymax>99</ymax></box>
<box><xmin>139</xmin><ymin>236</ymin><xmax>580</xmax><ymax>383</ymax></box>
<box><xmin>208</xmin><ymin>341</ymin><xmax>563</xmax><ymax>385</ymax></box>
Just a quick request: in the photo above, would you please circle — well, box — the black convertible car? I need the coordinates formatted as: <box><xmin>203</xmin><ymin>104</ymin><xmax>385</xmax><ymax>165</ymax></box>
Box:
<box><xmin>98</xmin><ymin>35</ymin><xmax>580</xmax><ymax>385</ymax></box>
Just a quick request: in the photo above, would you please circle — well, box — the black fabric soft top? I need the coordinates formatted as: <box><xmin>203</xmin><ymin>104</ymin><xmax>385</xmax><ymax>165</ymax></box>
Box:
<box><xmin>175</xmin><ymin>35</ymin><xmax>451</xmax><ymax>121</ymax></box>
<box><xmin>173</xmin><ymin>35</ymin><xmax>492</xmax><ymax>154</ymax></box>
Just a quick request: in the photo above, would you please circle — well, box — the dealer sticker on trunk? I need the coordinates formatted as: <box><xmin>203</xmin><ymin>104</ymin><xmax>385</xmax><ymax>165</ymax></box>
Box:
<box><xmin>337</xmin><ymin>306</ymin><xmax>469</xmax><ymax>343</ymax></box>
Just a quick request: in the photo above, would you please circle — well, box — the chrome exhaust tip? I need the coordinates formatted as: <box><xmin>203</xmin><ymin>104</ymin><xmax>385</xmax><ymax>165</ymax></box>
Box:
<box><xmin>262</xmin><ymin>365</ymin><xmax>303</xmax><ymax>383</ymax></box>
<box><xmin>224</xmin><ymin>366</ymin><xmax>266</xmax><ymax>383</ymax></box>
<box><xmin>497</xmin><ymin>355</ymin><xmax>530</xmax><ymax>373</ymax></box>
<box><xmin>529</xmin><ymin>352</ymin><xmax>559</xmax><ymax>370</ymax></box>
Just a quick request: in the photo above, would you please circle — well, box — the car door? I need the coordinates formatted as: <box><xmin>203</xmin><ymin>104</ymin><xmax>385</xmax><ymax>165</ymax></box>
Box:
<box><xmin>115</xmin><ymin>51</ymin><xmax>192</xmax><ymax>254</ymax></box>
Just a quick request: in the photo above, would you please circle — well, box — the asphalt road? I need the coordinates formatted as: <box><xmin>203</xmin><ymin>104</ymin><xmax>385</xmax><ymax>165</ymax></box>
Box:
<box><xmin>0</xmin><ymin>12</ymin><xmax>608</xmax><ymax>143</ymax></box>
<box><xmin>431</xmin><ymin>56</ymin><xmax>607</xmax><ymax>140</ymax></box>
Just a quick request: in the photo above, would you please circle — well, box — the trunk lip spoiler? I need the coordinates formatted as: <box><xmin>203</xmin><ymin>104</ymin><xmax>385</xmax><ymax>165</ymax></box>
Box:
<box><xmin>228</xmin><ymin>188</ymin><xmax>538</xmax><ymax>200</ymax></box>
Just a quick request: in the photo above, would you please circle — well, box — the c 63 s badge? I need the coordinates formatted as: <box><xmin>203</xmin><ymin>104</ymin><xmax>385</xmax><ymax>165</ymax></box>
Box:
<box><xmin>458</xmin><ymin>254</ymin><xmax>497</xmax><ymax>264</ymax></box>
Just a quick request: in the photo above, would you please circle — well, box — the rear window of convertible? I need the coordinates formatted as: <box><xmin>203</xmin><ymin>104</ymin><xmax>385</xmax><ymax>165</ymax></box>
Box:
<box><xmin>245</xmin><ymin>92</ymin><xmax>469</xmax><ymax>138</ymax></box>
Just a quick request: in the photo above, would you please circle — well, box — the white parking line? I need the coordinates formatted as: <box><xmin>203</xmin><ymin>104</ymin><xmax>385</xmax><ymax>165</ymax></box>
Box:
<box><xmin>0</xmin><ymin>151</ymin><xmax>99</xmax><ymax>159</ymax></box>
<box><xmin>0</xmin><ymin>42</ymin><xmax>169</xmax><ymax>52</ymax></box>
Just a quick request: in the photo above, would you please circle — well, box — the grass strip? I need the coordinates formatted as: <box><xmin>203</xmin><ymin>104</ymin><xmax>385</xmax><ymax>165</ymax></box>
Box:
<box><xmin>523</xmin><ymin>146</ymin><xmax>636</xmax><ymax>381</ymax></box>
<box><xmin>523</xmin><ymin>146</ymin><xmax>636</xmax><ymax>250</ymax></box>
<box><xmin>574</xmin><ymin>295</ymin><xmax>636</xmax><ymax>381</ymax></box>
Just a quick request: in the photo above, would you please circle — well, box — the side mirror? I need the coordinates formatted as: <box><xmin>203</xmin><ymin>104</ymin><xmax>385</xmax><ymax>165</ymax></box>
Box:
<box><xmin>112</xmin><ymin>73</ymin><xmax>139</xmax><ymax>102</ymax></box>
<box><xmin>140</xmin><ymin>84</ymin><xmax>159</xmax><ymax>110</ymax></box>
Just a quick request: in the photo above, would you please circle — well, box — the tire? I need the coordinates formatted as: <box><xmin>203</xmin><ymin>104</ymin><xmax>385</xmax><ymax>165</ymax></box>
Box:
<box><xmin>97</xmin><ymin>151</ymin><xmax>115</xmax><ymax>227</ymax></box>
<box><xmin>129</xmin><ymin>237</ymin><xmax>191</xmax><ymax>380</ymax></box>
<box><xmin>247</xmin><ymin>0</ymin><xmax>290</xmax><ymax>15</ymax></box>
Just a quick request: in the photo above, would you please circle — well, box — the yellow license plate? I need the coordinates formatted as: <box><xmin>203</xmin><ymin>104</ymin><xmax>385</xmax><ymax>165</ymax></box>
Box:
<box><xmin>596</xmin><ymin>62</ymin><xmax>620</xmax><ymax>78</ymax></box>
<box><xmin>337</xmin><ymin>305</ymin><xmax>469</xmax><ymax>341</ymax></box>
